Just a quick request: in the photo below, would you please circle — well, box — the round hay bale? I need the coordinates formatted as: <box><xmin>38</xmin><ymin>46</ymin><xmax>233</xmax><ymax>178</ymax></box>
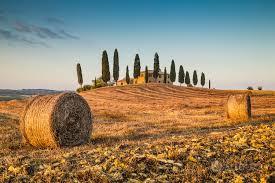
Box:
<box><xmin>20</xmin><ymin>92</ymin><xmax>92</xmax><ymax>148</ymax></box>
<box><xmin>226</xmin><ymin>93</ymin><xmax>251</xmax><ymax>121</ymax></box>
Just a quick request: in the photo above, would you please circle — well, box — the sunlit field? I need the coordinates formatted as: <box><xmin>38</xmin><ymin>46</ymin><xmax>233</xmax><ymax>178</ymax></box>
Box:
<box><xmin>0</xmin><ymin>84</ymin><xmax>274</xmax><ymax>182</ymax></box>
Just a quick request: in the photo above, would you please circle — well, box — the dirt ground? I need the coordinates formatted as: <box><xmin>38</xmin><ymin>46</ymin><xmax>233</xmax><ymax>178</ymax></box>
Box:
<box><xmin>0</xmin><ymin>84</ymin><xmax>274</xmax><ymax>182</ymax></box>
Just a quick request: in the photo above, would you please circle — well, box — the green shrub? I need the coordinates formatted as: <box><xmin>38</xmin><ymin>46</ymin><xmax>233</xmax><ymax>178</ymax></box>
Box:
<box><xmin>83</xmin><ymin>85</ymin><xmax>92</xmax><ymax>91</ymax></box>
<box><xmin>92</xmin><ymin>77</ymin><xmax>108</xmax><ymax>89</ymax></box>
<box><xmin>76</xmin><ymin>87</ymin><xmax>84</xmax><ymax>93</ymax></box>
<box><xmin>76</xmin><ymin>85</ymin><xmax>92</xmax><ymax>93</ymax></box>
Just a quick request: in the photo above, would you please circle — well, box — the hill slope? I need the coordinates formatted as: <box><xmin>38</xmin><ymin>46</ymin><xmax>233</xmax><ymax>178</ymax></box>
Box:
<box><xmin>80</xmin><ymin>84</ymin><xmax>275</xmax><ymax>142</ymax></box>
<box><xmin>0</xmin><ymin>84</ymin><xmax>274</xmax><ymax>182</ymax></box>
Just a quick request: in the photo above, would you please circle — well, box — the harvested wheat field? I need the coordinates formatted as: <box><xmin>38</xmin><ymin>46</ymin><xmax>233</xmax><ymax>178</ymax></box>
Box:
<box><xmin>0</xmin><ymin>84</ymin><xmax>274</xmax><ymax>182</ymax></box>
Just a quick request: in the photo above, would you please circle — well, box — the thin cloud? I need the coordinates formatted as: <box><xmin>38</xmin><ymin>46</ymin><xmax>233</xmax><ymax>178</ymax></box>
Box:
<box><xmin>12</xmin><ymin>21</ymin><xmax>79</xmax><ymax>40</ymax></box>
<box><xmin>31</xmin><ymin>25</ymin><xmax>63</xmax><ymax>39</ymax></box>
<box><xmin>21</xmin><ymin>37</ymin><xmax>49</xmax><ymax>47</ymax></box>
<box><xmin>47</xmin><ymin>17</ymin><xmax>64</xmax><ymax>25</ymax></box>
<box><xmin>4</xmin><ymin>18</ymin><xmax>79</xmax><ymax>47</ymax></box>
<box><xmin>13</xmin><ymin>21</ymin><xmax>32</xmax><ymax>32</ymax></box>
<box><xmin>60</xmin><ymin>30</ymin><xmax>79</xmax><ymax>40</ymax></box>
<box><xmin>0</xmin><ymin>29</ymin><xmax>15</xmax><ymax>39</ymax></box>
<box><xmin>0</xmin><ymin>28</ymin><xmax>48</xmax><ymax>47</ymax></box>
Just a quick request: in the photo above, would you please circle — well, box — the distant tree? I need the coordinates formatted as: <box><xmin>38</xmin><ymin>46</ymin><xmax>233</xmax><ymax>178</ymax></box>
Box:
<box><xmin>170</xmin><ymin>60</ymin><xmax>176</xmax><ymax>83</ymax></box>
<box><xmin>94</xmin><ymin>77</ymin><xmax>97</xmax><ymax>88</ymax></box>
<box><xmin>133</xmin><ymin>54</ymin><xmax>141</xmax><ymax>79</ymax></box>
<box><xmin>185</xmin><ymin>71</ymin><xmax>190</xmax><ymax>85</ymax></box>
<box><xmin>247</xmin><ymin>86</ymin><xmax>253</xmax><ymax>90</ymax></box>
<box><xmin>102</xmin><ymin>50</ymin><xmax>110</xmax><ymax>83</ymax></box>
<box><xmin>145</xmin><ymin>66</ymin><xmax>149</xmax><ymax>83</ymax></box>
<box><xmin>164</xmin><ymin>67</ymin><xmax>167</xmax><ymax>83</ymax></box>
<box><xmin>178</xmin><ymin>65</ymin><xmax>184</xmax><ymax>86</ymax></box>
<box><xmin>126</xmin><ymin>65</ymin><xmax>130</xmax><ymax>84</ymax></box>
<box><xmin>201</xmin><ymin>72</ymin><xmax>205</xmax><ymax>87</ymax></box>
<box><xmin>76</xmin><ymin>63</ymin><xmax>83</xmax><ymax>88</ymax></box>
<box><xmin>209</xmin><ymin>80</ymin><xmax>211</xmax><ymax>89</ymax></box>
<box><xmin>113</xmin><ymin>49</ymin><xmax>119</xmax><ymax>84</ymax></box>
<box><xmin>258</xmin><ymin>86</ymin><xmax>263</xmax><ymax>90</ymax></box>
<box><xmin>193</xmin><ymin>70</ymin><xmax>198</xmax><ymax>86</ymax></box>
<box><xmin>153</xmin><ymin>53</ymin><xmax>159</xmax><ymax>80</ymax></box>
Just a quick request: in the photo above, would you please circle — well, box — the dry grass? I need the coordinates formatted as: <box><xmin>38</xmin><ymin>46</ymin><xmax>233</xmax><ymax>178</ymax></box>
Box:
<box><xmin>0</xmin><ymin>84</ymin><xmax>274</xmax><ymax>182</ymax></box>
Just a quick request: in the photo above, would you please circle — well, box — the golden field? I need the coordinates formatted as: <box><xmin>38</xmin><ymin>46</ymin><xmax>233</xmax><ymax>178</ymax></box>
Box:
<box><xmin>0</xmin><ymin>84</ymin><xmax>274</xmax><ymax>182</ymax></box>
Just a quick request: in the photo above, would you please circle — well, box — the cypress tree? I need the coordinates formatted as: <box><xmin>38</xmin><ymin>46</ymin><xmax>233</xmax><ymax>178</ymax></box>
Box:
<box><xmin>126</xmin><ymin>65</ymin><xmax>130</xmax><ymax>84</ymax></box>
<box><xmin>178</xmin><ymin>65</ymin><xmax>184</xmax><ymax>86</ymax></box>
<box><xmin>164</xmin><ymin>67</ymin><xmax>167</xmax><ymax>83</ymax></box>
<box><xmin>153</xmin><ymin>53</ymin><xmax>159</xmax><ymax>80</ymax></box>
<box><xmin>145</xmin><ymin>66</ymin><xmax>149</xmax><ymax>83</ymax></box>
<box><xmin>102</xmin><ymin>50</ymin><xmax>110</xmax><ymax>83</ymax></box>
<box><xmin>133</xmin><ymin>54</ymin><xmax>141</xmax><ymax>78</ymax></box>
<box><xmin>113</xmin><ymin>49</ymin><xmax>119</xmax><ymax>84</ymax></box>
<box><xmin>94</xmin><ymin>77</ymin><xmax>97</xmax><ymax>88</ymax></box>
<box><xmin>170</xmin><ymin>60</ymin><xmax>176</xmax><ymax>83</ymax></box>
<box><xmin>185</xmin><ymin>71</ymin><xmax>190</xmax><ymax>85</ymax></box>
<box><xmin>201</xmin><ymin>72</ymin><xmax>205</xmax><ymax>87</ymax></box>
<box><xmin>209</xmin><ymin>80</ymin><xmax>211</xmax><ymax>89</ymax></box>
<box><xmin>76</xmin><ymin>63</ymin><xmax>83</xmax><ymax>88</ymax></box>
<box><xmin>193</xmin><ymin>70</ymin><xmax>198</xmax><ymax>86</ymax></box>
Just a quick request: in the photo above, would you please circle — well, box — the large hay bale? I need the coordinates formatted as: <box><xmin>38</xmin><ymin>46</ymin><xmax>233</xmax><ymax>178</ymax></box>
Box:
<box><xmin>226</xmin><ymin>93</ymin><xmax>251</xmax><ymax>121</ymax></box>
<box><xmin>20</xmin><ymin>92</ymin><xmax>92</xmax><ymax>148</ymax></box>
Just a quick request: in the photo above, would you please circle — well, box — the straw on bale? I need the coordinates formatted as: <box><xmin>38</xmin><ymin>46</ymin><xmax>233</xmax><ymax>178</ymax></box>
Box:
<box><xmin>20</xmin><ymin>92</ymin><xmax>92</xmax><ymax>148</ymax></box>
<box><xmin>226</xmin><ymin>93</ymin><xmax>251</xmax><ymax>121</ymax></box>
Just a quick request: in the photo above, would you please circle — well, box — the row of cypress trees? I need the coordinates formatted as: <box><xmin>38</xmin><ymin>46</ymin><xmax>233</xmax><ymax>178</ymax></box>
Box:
<box><xmin>178</xmin><ymin>68</ymin><xmax>206</xmax><ymax>87</ymax></box>
<box><xmin>77</xmin><ymin>49</ymin><xmax>211</xmax><ymax>88</ymax></box>
<box><xmin>102</xmin><ymin>49</ymin><xmax>142</xmax><ymax>84</ymax></box>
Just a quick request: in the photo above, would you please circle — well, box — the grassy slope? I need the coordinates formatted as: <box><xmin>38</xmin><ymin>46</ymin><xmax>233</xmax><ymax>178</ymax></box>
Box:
<box><xmin>0</xmin><ymin>84</ymin><xmax>274</xmax><ymax>182</ymax></box>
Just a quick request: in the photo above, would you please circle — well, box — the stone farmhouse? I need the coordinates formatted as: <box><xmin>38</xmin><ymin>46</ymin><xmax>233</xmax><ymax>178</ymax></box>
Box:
<box><xmin>117</xmin><ymin>70</ymin><xmax>172</xmax><ymax>86</ymax></box>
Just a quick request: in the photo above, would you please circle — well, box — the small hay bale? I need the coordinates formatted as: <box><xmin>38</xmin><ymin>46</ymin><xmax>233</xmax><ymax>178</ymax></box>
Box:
<box><xmin>226</xmin><ymin>93</ymin><xmax>251</xmax><ymax>121</ymax></box>
<box><xmin>20</xmin><ymin>92</ymin><xmax>92</xmax><ymax>148</ymax></box>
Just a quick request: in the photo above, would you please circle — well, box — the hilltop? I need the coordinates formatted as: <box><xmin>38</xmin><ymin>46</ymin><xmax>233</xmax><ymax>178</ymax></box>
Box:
<box><xmin>0</xmin><ymin>84</ymin><xmax>274</xmax><ymax>182</ymax></box>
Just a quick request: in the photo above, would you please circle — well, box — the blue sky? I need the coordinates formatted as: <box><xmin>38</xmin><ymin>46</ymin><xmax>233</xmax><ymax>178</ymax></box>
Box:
<box><xmin>0</xmin><ymin>0</ymin><xmax>274</xmax><ymax>90</ymax></box>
